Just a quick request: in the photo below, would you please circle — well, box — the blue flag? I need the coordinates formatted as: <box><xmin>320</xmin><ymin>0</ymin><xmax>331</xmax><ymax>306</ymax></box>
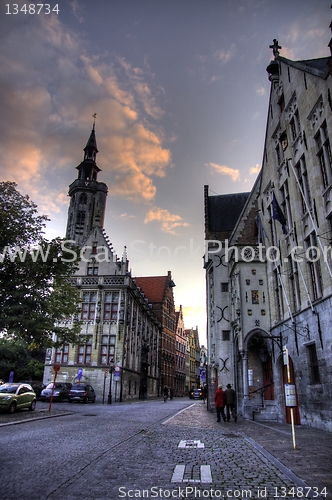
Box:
<box><xmin>272</xmin><ymin>192</ymin><xmax>287</xmax><ymax>234</ymax></box>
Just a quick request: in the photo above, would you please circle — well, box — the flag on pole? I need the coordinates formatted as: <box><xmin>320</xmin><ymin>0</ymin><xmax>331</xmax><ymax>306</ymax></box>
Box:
<box><xmin>272</xmin><ymin>192</ymin><xmax>288</xmax><ymax>234</ymax></box>
<box><xmin>255</xmin><ymin>213</ymin><xmax>268</xmax><ymax>245</ymax></box>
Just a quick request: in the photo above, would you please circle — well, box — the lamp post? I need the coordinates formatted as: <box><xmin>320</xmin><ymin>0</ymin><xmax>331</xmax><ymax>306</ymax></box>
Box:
<box><xmin>108</xmin><ymin>364</ymin><xmax>115</xmax><ymax>404</ymax></box>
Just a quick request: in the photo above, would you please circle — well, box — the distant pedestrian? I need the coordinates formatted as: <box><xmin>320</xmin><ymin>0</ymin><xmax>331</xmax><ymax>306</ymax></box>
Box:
<box><xmin>142</xmin><ymin>385</ymin><xmax>147</xmax><ymax>400</ymax></box>
<box><xmin>170</xmin><ymin>388</ymin><xmax>174</xmax><ymax>400</ymax></box>
<box><xmin>214</xmin><ymin>384</ymin><xmax>226</xmax><ymax>422</ymax></box>
<box><xmin>203</xmin><ymin>385</ymin><xmax>207</xmax><ymax>402</ymax></box>
<box><xmin>225</xmin><ymin>383</ymin><xmax>237</xmax><ymax>422</ymax></box>
<box><xmin>163</xmin><ymin>386</ymin><xmax>168</xmax><ymax>402</ymax></box>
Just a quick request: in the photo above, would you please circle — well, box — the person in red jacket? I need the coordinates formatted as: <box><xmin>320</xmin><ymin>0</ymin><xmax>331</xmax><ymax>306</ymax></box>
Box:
<box><xmin>214</xmin><ymin>384</ymin><xmax>226</xmax><ymax>422</ymax></box>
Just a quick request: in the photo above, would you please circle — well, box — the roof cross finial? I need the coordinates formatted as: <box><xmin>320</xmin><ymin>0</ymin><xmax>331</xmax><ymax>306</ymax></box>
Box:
<box><xmin>92</xmin><ymin>113</ymin><xmax>97</xmax><ymax>129</ymax></box>
<box><xmin>269</xmin><ymin>39</ymin><xmax>282</xmax><ymax>58</ymax></box>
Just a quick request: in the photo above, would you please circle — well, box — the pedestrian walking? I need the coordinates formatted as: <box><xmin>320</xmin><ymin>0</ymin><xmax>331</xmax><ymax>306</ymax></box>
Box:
<box><xmin>203</xmin><ymin>385</ymin><xmax>207</xmax><ymax>402</ymax></box>
<box><xmin>214</xmin><ymin>384</ymin><xmax>226</xmax><ymax>422</ymax></box>
<box><xmin>163</xmin><ymin>386</ymin><xmax>168</xmax><ymax>402</ymax></box>
<box><xmin>225</xmin><ymin>383</ymin><xmax>237</xmax><ymax>422</ymax></box>
<box><xmin>170</xmin><ymin>388</ymin><xmax>174</xmax><ymax>400</ymax></box>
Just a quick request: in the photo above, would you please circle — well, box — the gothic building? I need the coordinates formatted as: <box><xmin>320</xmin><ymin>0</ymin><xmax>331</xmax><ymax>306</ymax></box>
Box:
<box><xmin>204</xmin><ymin>34</ymin><xmax>332</xmax><ymax>431</ymax></box>
<box><xmin>134</xmin><ymin>273</ymin><xmax>177</xmax><ymax>395</ymax></box>
<box><xmin>43</xmin><ymin>125</ymin><xmax>161</xmax><ymax>401</ymax></box>
<box><xmin>175</xmin><ymin>305</ymin><xmax>186</xmax><ymax>396</ymax></box>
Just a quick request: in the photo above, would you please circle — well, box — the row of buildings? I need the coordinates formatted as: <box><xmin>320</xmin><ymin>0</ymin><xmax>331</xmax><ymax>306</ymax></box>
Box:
<box><xmin>204</xmin><ymin>33</ymin><xmax>332</xmax><ymax>431</ymax></box>
<box><xmin>43</xmin><ymin>124</ymin><xmax>204</xmax><ymax>401</ymax></box>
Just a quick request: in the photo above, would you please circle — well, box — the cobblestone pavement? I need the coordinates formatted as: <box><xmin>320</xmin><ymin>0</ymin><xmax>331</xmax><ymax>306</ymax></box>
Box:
<box><xmin>42</xmin><ymin>404</ymin><xmax>332</xmax><ymax>499</ymax></box>
<box><xmin>169</xmin><ymin>403</ymin><xmax>332</xmax><ymax>497</ymax></box>
<box><xmin>0</xmin><ymin>401</ymin><xmax>331</xmax><ymax>500</ymax></box>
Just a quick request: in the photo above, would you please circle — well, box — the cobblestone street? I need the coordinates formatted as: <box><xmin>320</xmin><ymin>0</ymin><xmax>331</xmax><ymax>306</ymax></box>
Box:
<box><xmin>0</xmin><ymin>401</ymin><xmax>331</xmax><ymax>500</ymax></box>
<box><xmin>47</xmin><ymin>403</ymin><xmax>330</xmax><ymax>500</ymax></box>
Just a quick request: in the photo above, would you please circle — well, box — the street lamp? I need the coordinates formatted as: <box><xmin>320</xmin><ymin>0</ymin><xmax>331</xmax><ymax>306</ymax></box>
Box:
<box><xmin>108</xmin><ymin>364</ymin><xmax>115</xmax><ymax>404</ymax></box>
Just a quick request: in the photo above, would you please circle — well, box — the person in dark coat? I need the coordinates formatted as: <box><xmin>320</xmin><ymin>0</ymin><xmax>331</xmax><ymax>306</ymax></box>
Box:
<box><xmin>224</xmin><ymin>383</ymin><xmax>237</xmax><ymax>422</ymax></box>
<box><xmin>214</xmin><ymin>384</ymin><xmax>226</xmax><ymax>422</ymax></box>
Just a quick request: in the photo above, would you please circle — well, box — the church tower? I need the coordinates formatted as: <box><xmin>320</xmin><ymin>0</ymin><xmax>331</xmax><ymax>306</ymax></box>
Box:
<box><xmin>65</xmin><ymin>123</ymin><xmax>108</xmax><ymax>246</ymax></box>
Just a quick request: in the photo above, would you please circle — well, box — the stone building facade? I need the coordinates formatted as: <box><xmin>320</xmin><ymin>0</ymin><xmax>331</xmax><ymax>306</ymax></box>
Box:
<box><xmin>185</xmin><ymin>327</ymin><xmax>200</xmax><ymax>393</ymax></box>
<box><xmin>204</xmin><ymin>35</ymin><xmax>332</xmax><ymax>431</ymax></box>
<box><xmin>43</xmin><ymin>126</ymin><xmax>160</xmax><ymax>402</ymax></box>
<box><xmin>175</xmin><ymin>305</ymin><xmax>186</xmax><ymax>396</ymax></box>
<box><xmin>135</xmin><ymin>272</ymin><xmax>177</xmax><ymax>396</ymax></box>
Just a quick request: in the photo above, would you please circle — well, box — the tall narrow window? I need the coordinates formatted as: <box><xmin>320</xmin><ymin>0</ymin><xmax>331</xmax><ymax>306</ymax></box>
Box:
<box><xmin>100</xmin><ymin>335</ymin><xmax>116</xmax><ymax>365</ymax></box>
<box><xmin>103</xmin><ymin>292</ymin><xmax>119</xmax><ymax>320</ymax></box>
<box><xmin>81</xmin><ymin>292</ymin><xmax>97</xmax><ymax>320</ymax></box>
<box><xmin>295</xmin><ymin>156</ymin><xmax>312</xmax><ymax>214</ymax></box>
<box><xmin>77</xmin><ymin>339</ymin><xmax>92</xmax><ymax>364</ymax></box>
<box><xmin>305</xmin><ymin>234</ymin><xmax>322</xmax><ymax>301</ymax></box>
<box><xmin>55</xmin><ymin>344</ymin><xmax>69</xmax><ymax>363</ymax></box>
<box><xmin>315</xmin><ymin>121</ymin><xmax>332</xmax><ymax>189</ymax></box>
<box><xmin>76</xmin><ymin>211</ymin><xmax>85</xmax><ymax>231</ymax></box>
<box><xmin>306</xmin><ymin>343</ymin><xmax>320</xmax><ymax>384</ymax></box>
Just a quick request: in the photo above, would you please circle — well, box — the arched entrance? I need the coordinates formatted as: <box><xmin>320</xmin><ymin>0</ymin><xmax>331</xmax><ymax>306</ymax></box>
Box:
<box><xmin>281</xmin><ymin>355</ymin><xmax>301</xmax><ymax>425</ymax></box>
<box><xmin>240</xmin><ymin>330</ymin><xmax>278</xmax><ymax>420</ymax></box>
<box><xmin>247</xmin><ymin>333</ymin><xmax>274</xmax><ymax>404</ymax></box>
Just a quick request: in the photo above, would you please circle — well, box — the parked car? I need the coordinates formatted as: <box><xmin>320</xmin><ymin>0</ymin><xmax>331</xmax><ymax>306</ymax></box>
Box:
<box><xmin>190</xmin><ymin>388</ymin><xmax>203</xmax><ymax>400</ymax></box>
<box><xmin>18</xmin><ymin>380</ymin><xmax>45</xmax><ymax>399</ymax></box>
<box><xmin>0</xmin><ymin>383</ymin><xmax>36</xmax><ymax>414</ymax></box>
<box><xmin>40</xmin><ymin>382</ymin><xmax>72</xmax><ymax>402</ymax></box>
<box><xmin>68</xmin><ymin>384</ymin><xmax>96</xmax><ymax>404</ymax></box>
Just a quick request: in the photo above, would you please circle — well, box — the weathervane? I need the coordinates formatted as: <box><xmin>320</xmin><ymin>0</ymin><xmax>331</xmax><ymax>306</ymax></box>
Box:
<box><xmin>92</xmin><ymin>113</ymin><xmax>97</xmax><ymax>129</ymax></box>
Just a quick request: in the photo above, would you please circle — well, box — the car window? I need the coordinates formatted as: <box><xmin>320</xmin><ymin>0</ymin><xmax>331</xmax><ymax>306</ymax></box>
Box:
<box><xmin>0</xmin><ymin>385</ymin><xmax>19</xmax><ymax>394</ymax></box>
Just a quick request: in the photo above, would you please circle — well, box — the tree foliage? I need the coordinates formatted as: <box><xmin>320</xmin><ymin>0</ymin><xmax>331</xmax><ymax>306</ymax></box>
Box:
<box><xmin>0</xmin><ymin>338</ymin><xmax>44</xmax><ymax>381</ymax></box>
<box><xmin>0</xmin><ymin>181</ymin><xmax>82</xmax><ymax>348</ymax></box>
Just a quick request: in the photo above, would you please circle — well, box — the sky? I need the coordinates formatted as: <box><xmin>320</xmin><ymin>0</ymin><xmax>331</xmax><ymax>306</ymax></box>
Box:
<box><xmin>0</xmin><ymin>0</ymin><xmax>331</xmax><ymax>345</ymax></box>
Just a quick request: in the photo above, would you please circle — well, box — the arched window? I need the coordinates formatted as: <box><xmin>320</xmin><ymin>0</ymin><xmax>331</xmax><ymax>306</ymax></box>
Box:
<box><xmin>79</xmin><ymin>193</ymin><xmax>87</xmax><ymax>205</ymax></box>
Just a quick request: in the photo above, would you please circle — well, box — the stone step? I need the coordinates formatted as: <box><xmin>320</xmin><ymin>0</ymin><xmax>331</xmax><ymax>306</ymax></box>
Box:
<box><xmin>252</xmin><ymin>404</ymin><xmax>278</xmax><ymax>422</ymax></box>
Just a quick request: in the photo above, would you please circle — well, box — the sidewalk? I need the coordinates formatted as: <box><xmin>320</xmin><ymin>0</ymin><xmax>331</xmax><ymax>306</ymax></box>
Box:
<box><xmin>169</xmin><ymin>402</ymin><xmax>332</xmax><ymax>497</ymax></box>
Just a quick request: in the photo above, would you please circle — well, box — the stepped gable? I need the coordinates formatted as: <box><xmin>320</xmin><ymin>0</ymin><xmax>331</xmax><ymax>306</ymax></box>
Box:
<box><xmin>134</xmin><ymin>275</ymin><xmax>169</xmax><ymax>304</ymax></box>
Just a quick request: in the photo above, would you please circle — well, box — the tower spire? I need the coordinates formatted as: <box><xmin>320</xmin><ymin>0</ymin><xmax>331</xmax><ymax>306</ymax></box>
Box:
<box><xmin>65</xmin><ymin>122</ymin><xmax>108</xmax><ymax>246</ymax></box>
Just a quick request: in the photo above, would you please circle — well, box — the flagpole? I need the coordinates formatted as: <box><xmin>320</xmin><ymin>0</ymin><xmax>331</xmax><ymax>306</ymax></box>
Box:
<box><xmin>287</xmin><ymin>232</ymin><xmax>315</xmax><ymax>313</ymax></box>
<box><xmin>287</xmin><ymin>158</ymin><xmax>332</xmax><ymax>277</ymax></box>
<box><xmin>271</xmin><ymin>216</ymin><xmax>294</xmax><ymax>322</ymax></box>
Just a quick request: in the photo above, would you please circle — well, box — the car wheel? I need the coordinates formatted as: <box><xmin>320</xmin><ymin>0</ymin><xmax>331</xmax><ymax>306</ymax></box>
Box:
<box><xmin>92</xmin><ymin>397</ymin><xmax>96</xmax><ymax>404</ymax></box>
<box><xmin>29</xmin><ymin>400</ymin><xmax>36</xmax><ymax>411</ymax></box>
<box><xmin>84</xmin><ymin>396</ymin><xmax>89</xmax><ymax>404</ymax></box>
<box><xmin>8</xmin><ymin>402</ymin><xmax>16</xmax><ymax>414</ymax></box>
<box><xmin>68</xmin><ymin>399</ymin><xmax>72</xmax><ymax>403</ymax></box>
<box><xmin>58</xmin><ymin>395</ymin><xmax>63</xmax><ymax>403</ymax></box>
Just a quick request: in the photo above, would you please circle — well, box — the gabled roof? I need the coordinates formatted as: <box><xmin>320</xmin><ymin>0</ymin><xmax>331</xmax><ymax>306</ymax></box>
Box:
<box><xmin>134</xmin><ymin>275</ymin><xmax>169</xmax><ymax>304</ymax></box>
<box><xmin>278</xmin><ymin>56</ymin><xmax>330</xmax><ymax>79</ymax></box>
<box><xmin>205</xmin><ymin>186</ymin><xmax>250</xmax><ymax>237</ymax></box>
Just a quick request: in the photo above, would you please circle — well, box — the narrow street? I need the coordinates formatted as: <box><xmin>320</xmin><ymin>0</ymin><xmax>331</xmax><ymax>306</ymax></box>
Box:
<box><xmin>0</xmin><ymin>400</ymin><xmax>331</xmax><ymax>500</ymax></box>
